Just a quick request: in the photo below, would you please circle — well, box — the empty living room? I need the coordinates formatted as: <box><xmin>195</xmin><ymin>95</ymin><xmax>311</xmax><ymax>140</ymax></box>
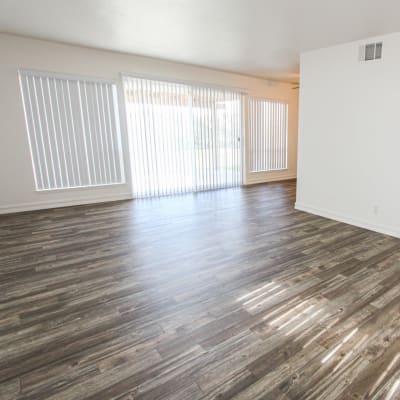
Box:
<box><xmin>1</xmin><ymin>1</ymin><xmax>400</xmax><ymax>399</ymax></box>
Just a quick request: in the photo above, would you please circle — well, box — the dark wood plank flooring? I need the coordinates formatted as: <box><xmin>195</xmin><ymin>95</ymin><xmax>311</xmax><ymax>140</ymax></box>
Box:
<box><xmin>1</xmin><ymin>181</ymin><xmax>400</xmax><ymax>400</ymax></box>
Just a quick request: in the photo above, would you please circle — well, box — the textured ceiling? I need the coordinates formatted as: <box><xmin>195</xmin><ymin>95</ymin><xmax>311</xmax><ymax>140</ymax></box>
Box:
<box><xmin>1</xmin><ymin>0</ymin><xmax>400</xmax><ymax>82</ymax></box>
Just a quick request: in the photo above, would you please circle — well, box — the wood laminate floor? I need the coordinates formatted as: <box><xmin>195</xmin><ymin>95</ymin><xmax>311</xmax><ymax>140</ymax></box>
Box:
<box><xmin>1</xmin><ymin>181</ymin><xmax>400</xmax><ymax>400</ymax></box>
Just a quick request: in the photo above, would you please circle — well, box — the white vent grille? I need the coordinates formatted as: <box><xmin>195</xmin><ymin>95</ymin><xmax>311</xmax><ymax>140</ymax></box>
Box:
<box><xmin>359</xmin><ymin>42</ymin><xmax>383</xmax><ymax>61</ymax></box>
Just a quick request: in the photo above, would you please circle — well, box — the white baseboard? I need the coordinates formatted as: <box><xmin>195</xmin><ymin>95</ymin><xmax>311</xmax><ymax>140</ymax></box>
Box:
<box><xmin>295</xmin><ymin>202</ymin><xmax>400</xmax><ymax>239</ymax></box>
<box><xmin>245</xmin><ymin>173</ymin><xmax>297</xmax><ymax>185</ymax></box>
<box><xmin>0</xmin><ymin>193</ymin><xmax>132</xmax><ymax>215</ymax></box>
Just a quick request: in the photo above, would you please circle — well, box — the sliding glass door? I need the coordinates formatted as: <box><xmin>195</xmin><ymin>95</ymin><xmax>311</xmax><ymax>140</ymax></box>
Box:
<box><xmin>123</xmin><ymin>76</ymin><xmax>243</xmax><ymax>197</ymax></box>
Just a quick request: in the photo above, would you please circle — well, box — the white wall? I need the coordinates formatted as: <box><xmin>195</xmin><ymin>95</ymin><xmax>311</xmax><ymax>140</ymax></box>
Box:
<box><xmin>296</xmin><ymin>32</ymin><xmax>400</xmax><ymax>238</ymax></box>
<box><xmin>0</xmin><ymin>33</ymin><xmax>298</xmax><ymax>214</ymax></box>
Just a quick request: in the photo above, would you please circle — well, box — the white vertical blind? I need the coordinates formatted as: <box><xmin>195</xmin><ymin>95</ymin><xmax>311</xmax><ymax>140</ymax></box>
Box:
<box><xmin>123</xmin><ymin>76</ymin><xmax>242</xmax><ymax>198</ymax></box>
<box><xmin>19</xmin><ymin>70</ymin><xmax>125</xmax><ymax>190</ymax></box>
<box><xmin>248</xmin><ymin>97</ymin><xmax>288</xmax><ymax>172</ymax></box>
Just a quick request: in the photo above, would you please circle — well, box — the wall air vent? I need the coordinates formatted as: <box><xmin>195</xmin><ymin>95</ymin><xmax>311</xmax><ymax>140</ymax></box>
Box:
<box><xmin>359</xmin><ymin>42</ymin><xmax>383</xmax><ymax>61</ymax></box>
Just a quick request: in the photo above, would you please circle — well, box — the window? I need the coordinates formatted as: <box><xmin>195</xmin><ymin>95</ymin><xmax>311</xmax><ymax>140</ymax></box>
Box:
<box><xmin>248</xmin><ymin>97</ymin><xmax>288</xmax><ymax>172</ymax></box>
<box><xmin>123</xmin><ymin>76</ymin><xmax>243</xmax><ymax>197</ymax></box>
<box><xmin>19</xmin><ymin>70</ymin><xmax>125</xmax><ymax>191</ymax></box>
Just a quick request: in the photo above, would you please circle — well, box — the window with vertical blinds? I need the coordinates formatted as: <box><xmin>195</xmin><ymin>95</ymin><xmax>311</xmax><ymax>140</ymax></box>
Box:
<box><xmin>123</xmin><ymin>76</ymin><xmax>243</xmax><ymax>198</ymax></box>
<box><xmin>248</xmin><ymin>97</ymin><xmax>288</xmax><ymax>172</ymax></box>
<box><xmin>19</xmin><ymin>70</ymin><xmax>125</xmax><ymax>191</ymax></box>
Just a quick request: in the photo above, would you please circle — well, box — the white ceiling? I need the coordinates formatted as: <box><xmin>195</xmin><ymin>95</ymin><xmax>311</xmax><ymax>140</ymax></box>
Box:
<box><xmin>1</xmin><ymin>0</ymin><xmax>399</xmax><ymax>83</ymax></box>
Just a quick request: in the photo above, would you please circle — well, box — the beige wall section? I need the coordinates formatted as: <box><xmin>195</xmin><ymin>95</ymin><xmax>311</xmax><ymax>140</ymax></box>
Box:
<box><xmin>0</xmin><ymin>33</ymin><xmax>298</xmax><ymax>213</ymax></box>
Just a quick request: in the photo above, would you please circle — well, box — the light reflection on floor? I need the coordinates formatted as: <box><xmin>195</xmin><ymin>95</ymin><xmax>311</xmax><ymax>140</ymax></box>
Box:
<box><xmin>236</xmin><ymin>280</ymin><xmax>400</xmax><ymax>398</ymax></box>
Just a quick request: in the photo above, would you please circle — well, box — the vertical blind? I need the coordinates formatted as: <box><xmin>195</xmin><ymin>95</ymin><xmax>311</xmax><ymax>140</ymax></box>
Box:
<box><xmin>19</xmin><ymin>70</ymin><xmax>125</xmax><ymax>190</ymax></box>
<box><xmin>123</xmin><ymin>76</ymin><xmax>243</xmax><ymax>197</ymax></box>
<box><xmin>248</xmin><ymin>97</ymin><xmax>288</xmax><ymax>172</ymax></box>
